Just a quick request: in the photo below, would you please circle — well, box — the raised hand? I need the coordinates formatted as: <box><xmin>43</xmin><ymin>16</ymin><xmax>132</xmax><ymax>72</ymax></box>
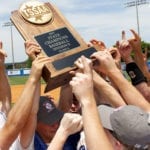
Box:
<box><xmin>91</xmin><ymin>50</ymin><xmax>117</xmax><ymax>76</ymax></box>
<box><xmin>70</xmin><ymin>56</ymin><xmax>94</xmax><ymax>104</ymax></box>
<box><xmin>59</xmin><ymin>113</ymin><xmax>83</xmax><ymax>136</ymax></box>
<box><xmin>24</xmin><ymin>40</ymin><xmax>41</xmax><ymax>60</ymax></box>
<box><xmin>128</xmin><ymin>29</ymin><xmax>141</xmax><ymax>52</ymax></box>
<box><xmin>47</xmin><ymin>113</ymin><xmax>83</xmax><ymax>150</ymax></box>
<box><xmin>128</xmin><ymin>29</ymin><xmax>150</xmax><ymax>83</ymax></box>
<box><xmin>108</xmin><ymin>47</ymin><xmax>121</xmax><ymax>69</ymax></box>
<box><xmin>116</xmin><ymin>31</ymin><xmax>133</xmax><ymax>63</ymax></box>
<box><xmin>89</xmin><ymin>39</ymin><xmax>106</xmax><ymax>51</ymax></box>
<box><xmin>29</xmin><ymin>56</ymin><xmax>51</xmax><ymax>82</ymax></box>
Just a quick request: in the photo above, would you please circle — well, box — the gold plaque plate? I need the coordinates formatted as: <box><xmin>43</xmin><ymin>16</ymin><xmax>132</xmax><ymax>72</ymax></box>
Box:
<box><xmin>19</xmin><ymin>0</ymin><xmax>53</xmax><ymax>24</ymax></box>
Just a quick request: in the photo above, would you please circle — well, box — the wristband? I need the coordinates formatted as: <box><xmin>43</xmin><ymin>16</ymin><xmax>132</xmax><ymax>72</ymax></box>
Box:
<box><xmin>126</xmin><ymin>62</ymin><xmax>147</xmax><ymax>85</ymax></box>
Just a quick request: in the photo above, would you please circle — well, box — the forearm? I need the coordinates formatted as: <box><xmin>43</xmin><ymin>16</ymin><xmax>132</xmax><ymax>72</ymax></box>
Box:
<box><xmin>134</xmin><ymin>52</ymin><xmax>150</xmax><ymax>83</ymax></box>
<box><xmin>0</xmin><ymin>64</ymin><xmax>11</xmax><ymax>114</ymax></box>
<box><xmin>3</xmin><ymin>76</ymin><xmax>38</xmax><ymax>145</ymax></box>
<box><xmin>58</xmin><ymin>84</ymin><xmax>73</xmax><ymax>112</ymax></box>
<box><xmin>123</xmin><ymin>55</ymin><xmax>134</xmax><ymax>64</ymax></box>
<box><xmin>93</xmin><ymin>74</ymin><xmax>126</xmax><ymax>107</ymax></box>
<box><xmin>126</xmin><ymin>62</ymin><xmax>147</xmax><ymax>86</ymax></box>
<box><xmin>19</xmin><ymin>81</ymin><xmax>40</xmax><ymax>148</ymax></box>
<box><xmin>135</xmin><ymin>82</ymin><xmax>150</xmax><ymax>103</ymax></box>
<box><xmin>81</xmin><ymin>97</ymin><xmax>113</xmax><ymax>150</ymax></box>
<box><xmin>7</xmin><ymin>77</ymin><xmax>37</xmax><ymax>123</ymax></box>
<box><xmin>125</xmin><ymin>62</ymin><xmax>150</xmax><ymax>102</ymax></box>
<box><xmin>108</xmin><ymin>69</ymin><xmax>150</xmax><ymax>111</ymax></box>
<box><xmin>47</xmin><ymin>128</ymin><xmax>68</xmax><ymax>150</ymax></box>
<box><xmin>134</xmin><ymin>50</ymin><xmax>145</xmax><ymax>66</ymax></box>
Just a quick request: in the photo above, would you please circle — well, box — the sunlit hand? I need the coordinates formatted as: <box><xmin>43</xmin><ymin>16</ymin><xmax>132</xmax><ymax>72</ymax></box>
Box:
<box><xmin>70</xmin><ymin>56</ymin><xmax>94</xmax><ymax>103</ymax></box>
<box><xmin>58</xmin><ymin>113</ymin><xmax>83</xmax><ymax>136</ymax></box>
<box><xmin>91</xmin><ymin>50</ymin><xmax>117</xmax><ymax>75</ymax></box>
<box><xmin>24</xmin><ymin>40</ymin><xmax>41</xmax><ymax>60</ymax></box>
<box><xmin>89</xmin><ymin>39</ymin><xmax>106</xmax><ymax>51</ymax></box>
<box><xmin>30</xmin><ymin>56</ymin><xmax>51</xmax><ymax>82</ymax></box>
<box><xmin>128</xmin><ymin>29</ymin><xmax>141</xmax><ymax>52</ymax></box>
<box><xmin>108</xmin><ymin>47</ymin><xmax>121</xmax><ymax>69</ymax></box>
<box><xmin>116</xmin><ymin>31</ymin><xmax>133</xmax><ymax>63</ymax></box>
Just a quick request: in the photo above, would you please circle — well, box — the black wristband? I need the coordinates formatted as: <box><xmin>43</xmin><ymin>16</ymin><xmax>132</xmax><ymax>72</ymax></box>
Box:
<box><xmin>126</xmin><ymin>62</ymin><xmax>147</xmax><ymax>85</ymax></box>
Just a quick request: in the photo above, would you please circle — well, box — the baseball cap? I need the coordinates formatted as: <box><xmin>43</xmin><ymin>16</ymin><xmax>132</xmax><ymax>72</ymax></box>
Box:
<box><xmin>98</xmin><ymin>105</ymin><xmax>150</xmax><ymax>147</ymax></box>
<box><xmin>37</xmin><ymin>96</ymin><xmax>64</xmax><ymax>125</ymax></box>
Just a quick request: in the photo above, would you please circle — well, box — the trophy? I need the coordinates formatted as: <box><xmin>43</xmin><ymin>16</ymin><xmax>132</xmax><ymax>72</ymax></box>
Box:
<box><xmin>11</xmin><ymin>0</ymin><xmax>97</xmax><ymax>92</ymax></box>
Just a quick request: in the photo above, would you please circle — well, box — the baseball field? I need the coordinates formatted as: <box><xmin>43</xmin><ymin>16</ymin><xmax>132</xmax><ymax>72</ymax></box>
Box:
<box><xmin>9</xmin><ymin>76</ymin><xmax>60</xmax><ymax>103</ymax></box>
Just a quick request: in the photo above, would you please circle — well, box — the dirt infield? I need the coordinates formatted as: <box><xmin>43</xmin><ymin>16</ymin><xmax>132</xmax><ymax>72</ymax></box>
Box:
<box><xmin>11</xmin><ymin>84</ymin><xmax>60</xmax><ymax>103</ymax></box>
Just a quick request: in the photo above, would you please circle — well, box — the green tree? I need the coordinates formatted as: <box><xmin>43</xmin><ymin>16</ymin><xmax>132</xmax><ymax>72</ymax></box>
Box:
<box><xmin>26</xmin><ymin>57</ymin><xmax>32</xmax><ymax>68</ymax></box>
<box><xmin>141</xmin><ymin>41</ymin><xmax>150</xmax><ymax>59</ymax></box>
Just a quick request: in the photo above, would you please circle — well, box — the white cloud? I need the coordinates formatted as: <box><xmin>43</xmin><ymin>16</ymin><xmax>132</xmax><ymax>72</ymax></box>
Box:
<box><xmin>0</xmin><ymin>0</ymin><xmax>150</xmax><ymax>63</ymax></box>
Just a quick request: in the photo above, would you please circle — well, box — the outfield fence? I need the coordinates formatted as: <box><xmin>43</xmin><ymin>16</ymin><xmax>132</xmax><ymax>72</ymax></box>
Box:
<box><xmin>7</xmin><ymin>68</ymin><xmax>31</xmax><ymax>76</ymax></box>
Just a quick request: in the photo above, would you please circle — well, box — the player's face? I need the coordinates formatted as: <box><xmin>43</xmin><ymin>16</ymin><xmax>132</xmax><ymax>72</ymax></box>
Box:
<box><xmin>36</xmin><ymin>121</ymin><xmax>59</xmax><ymax>143</ymax></box>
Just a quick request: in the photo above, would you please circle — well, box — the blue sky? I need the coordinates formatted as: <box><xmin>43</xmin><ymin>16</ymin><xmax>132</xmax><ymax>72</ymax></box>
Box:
<box><xmin>0</xmin><ymin>0</ymin><xmax>150</xmax><ymax>63</ymax></box>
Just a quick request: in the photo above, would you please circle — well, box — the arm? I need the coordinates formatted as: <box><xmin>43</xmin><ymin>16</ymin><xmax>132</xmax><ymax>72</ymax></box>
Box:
<box><xmin>0</xmin><ymin>56</ymin><xmax>51</xmax><ymax>149</ymax></box>
<box><xmin>0</xmin><ymin>41</ymin><xmax>11</xmax><ymax>115</ymax></box>
<box><xmin>128</xmin><ymin>29</ymin><xmax>150</xmax><ymax>83</ymax></box>
<box><xmin>58</xmin><ymin>83</ymin><xmax>73</xmax><ymax>112</ymax></box>
<box><xmin>47</xmin><ymin>113</ymin><xmax>82</xmax><ymax>150</ymax></box>
<box><xmin>70</xmin><ymin>56</ymin><xmax>113</xmax><ymax>150</ymax></box>
<box><xmin>117</xmin><ymin>31</ymin><xmax>150</xmax><ymax>102</ymax></box>
<box><xmin>19</xmin><ymin>82</ymin><xmax>40</xmax><ymax>148</ymax></box>
<box><xmin>91</xmin><ymin>50</ymin><xmax>150</xmax><ymax>112</ymax></box>
<box><xmin>135</xmin><ymin>83</ymin><xmax>150</xmax><ymax>102</ymax></box>
<box><xmin>108</xmin><ymin>68</ymin><xmax>150</xmax><ymax>111</ymax></box>
<box><xmin>24</xmin><ymin>40</ymin><xmax>41</xmax><ymax>60</ymax></box>
<box><xmin>90</xmin><ymin>39</ymin><xmax>121</xmax><ymax>69</ymax></box>
<box><xmin>18</xmin><ymin>41</ymin><xmax>45</xmax><ymax>148</ymax></box>
<box><xmin>93</xmin><ymin>70</ymin><xmax>126</xmax><ymax>107</ymax></box>
<box><xmin>108</xmin><ymin>47</ymin><xmax>121</xmax><ymax>70</ymax></box>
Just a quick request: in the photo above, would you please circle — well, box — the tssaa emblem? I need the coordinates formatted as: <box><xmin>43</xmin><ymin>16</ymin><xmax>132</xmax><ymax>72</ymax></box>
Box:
<box><xmin>19</xmin><ymin>0</ymin><xmax>53</xmax><ymax>24</ymax></box>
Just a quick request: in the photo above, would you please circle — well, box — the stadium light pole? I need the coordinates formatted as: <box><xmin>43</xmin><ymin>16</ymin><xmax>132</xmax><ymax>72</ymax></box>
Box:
<box><xmin>124</xmin><ymin>0</ymin><xmax>149</xmax><ymax>36</ymax></box>
<box><xmin>2</xmin><ymin>21</ymin><xmax>15</xmax><ymax>69</ymax></box>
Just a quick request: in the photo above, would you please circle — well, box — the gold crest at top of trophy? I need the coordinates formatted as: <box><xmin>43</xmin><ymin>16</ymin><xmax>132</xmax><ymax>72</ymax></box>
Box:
<box><xmin>19</xmin><ymin>0</ymin><xmax>53</xmax><ymax>24</ymax></box>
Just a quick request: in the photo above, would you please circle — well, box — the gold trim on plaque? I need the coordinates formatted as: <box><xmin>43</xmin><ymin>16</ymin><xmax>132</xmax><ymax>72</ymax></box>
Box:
<box><xmin>19</xmin><ymin>0</ymin><xmax>53</xmax><ymax>24</ymax></box>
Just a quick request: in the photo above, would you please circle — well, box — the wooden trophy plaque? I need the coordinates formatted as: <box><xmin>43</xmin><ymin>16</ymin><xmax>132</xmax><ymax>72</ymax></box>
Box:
<box><xmin>11</xmin><ymin>0</ymin><xmax>96</xmax><ymax>92</ymax></box>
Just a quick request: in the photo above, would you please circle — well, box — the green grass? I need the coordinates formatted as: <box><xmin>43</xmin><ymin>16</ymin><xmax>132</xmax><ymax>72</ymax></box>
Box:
<box><xmin>8</xmin><ymin>76</ymin><xmax>45</xmax><ymax>85</ymax></box>
<box><xmin>8</xmin><ymin>76</ymin><xmax>29</xmax><ymax>85</ymax></box>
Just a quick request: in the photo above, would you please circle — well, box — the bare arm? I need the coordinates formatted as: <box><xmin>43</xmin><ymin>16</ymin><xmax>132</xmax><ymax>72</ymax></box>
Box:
<box><xmin>18</xmin><ymin>41</ymin><xmax>46</xmax><ymax>148</ymax></box>
<box><xmin>58</xmin><ymin>83</ymin><xmax>73</xmax><ymax>112</ymax></box>
<box><xmin>108</xmin><ymin>68</ymin><xmax>150</xmax><ymax>111</ymax></box>
<box><xmin>91</xmin><ymin>50</ymin><xmax>150</xmax><ymax>112</ymax></box>
<box><xmin>0</xmin><ymin>41</ymin><xmax>11</xmax><ymax>115</ymax></box>
<box><xmin>128</xmin><ymin>29</ymin><xmax>150</xmax><ymax>83</ymax></box>
<box><xmin>70</xmin><ymin>56</ymin><xmax>113</xmax><ymax>150</ymax></box>
<box><xmin>48</xmin><ymin>113</ymin><xmax>82</xmax><ymax>150</ymax></box>
<box><xmin>0</xmin><ymin>56</ymin><xmax>51</xmax><ymax>149</ymax></box>
<box><xmin>117</xmin><ymin>30</ymin><xmax>150</xmax><ymax>103</ymax></box>
<box><xmin>19</xmin><ymin>81</ymin><xmax>40</xmax><ymax>148</ymax></box>
<box><xmin>93</xmin><ymin>70</ymin><xmax>126</xmax><ymax>107</ymax></box>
